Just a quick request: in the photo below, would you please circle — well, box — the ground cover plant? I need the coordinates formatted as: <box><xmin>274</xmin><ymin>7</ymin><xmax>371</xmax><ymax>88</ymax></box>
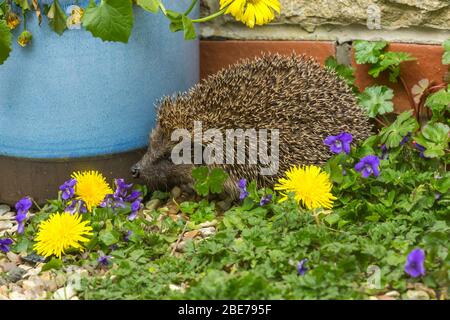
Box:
<box><xmin>0</xmin><ymin>40</ymin><xmax>448</xmax><ymax>300</ymax></box>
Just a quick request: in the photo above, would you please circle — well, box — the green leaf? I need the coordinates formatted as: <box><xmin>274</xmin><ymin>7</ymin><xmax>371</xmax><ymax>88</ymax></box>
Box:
<box><xmin>325</xmin><ymin>56</ymin><xmax>357</xmax><ymax>91</ymax></box>
<box><xmin>99</xmin><ymin>229</ymin><xmax>120</xmax><ymax>246</ymax></box>
<box><xmin>42</xmin><ymin>257</ymin><xmax>62</xmax><ymax>272</ymax></box>
<box><xmin>192</xmin><ymin>166</ymin><xmax>228</xmax><ymax>196</ymax></box>
<box><xmin>192</xmin><ymin>166</ymin><xmax>209</xmax><ymax>196</ymax></box>
<box><xmin>208</xmin><ymin>168</ymin><xmax>228</xmax><ymax>194</ymax></box>
<box><xmin>354</xmin><ymin>40</ymin><xmax>388</xmax><ymax>64</ymax></box>
<box><xmin>443</xmin><ymin>39</ymin><xmax>450</xmax><ymax>65</ymax></box>
<box><xmin>379</xmin><ymin>111</ymin><xmax>419</xmax><ymax>148</ymax></box>
<box><xmin>413</xmin><ymin>122</ymin><xmax>449</xmax><ymax>158</ymax></box>
<box><xmin>181</xmin><ymin>15</ymin><xmax>196</xmax><ymax>40</ymax></box>
<box><xmin>136</xmin><ymin>0</ymin><xmax>159</xmax><ymax>14</ymax></box>
<box><xmin>425</xmin><ymin>86</ymin><xmax>450</xmax><ymax>115</ymax></box>
<box><xmin>368</xmin><ymin>52</ymin><xmax>416</xmax><ymax>82</ymax></box>
<box><xmin>358</xmin><ymin>85</ymin><xmax>394</xmax><ymax>118</ymax></box>
<box><xmin>14</xmin><ymin>0</ymin><xmax>30</xmax><ymax>10</ymax></box>
<box><xmin>82</xmin><ymin>0</ymin><xmax>134</xmax><ymax>43</ymax></box>
<box><xmin>47</xmin><ymin>0</ymin><xmax>67</xmax><ymax>36</ymax></box>
<box><xmin>0</xmin><ymin>19</ymin><xmax>11</xmax><ymax>65</ymax></box>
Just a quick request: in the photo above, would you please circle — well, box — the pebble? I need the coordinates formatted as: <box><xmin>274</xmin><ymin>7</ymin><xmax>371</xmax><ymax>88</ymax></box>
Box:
<box><xmin>145</xmin><ymin>199</ymin><xmax>161</xmax><ymax>211</ymax></box>
<box><xmin>0</xmin><ymin>205</ymin><xmax>11</xmax><ymax>216</ymax></box>
<box><xmin>198</xmin><ymin>220</ymin><xmax>218</xmax><ymax>228</ymax></box>
<box><xmin>406</xmin><ymin>290</ymin><xmax>430</xmax><ymax>300</ymax></box>
<box><xmin>6</xmin><ymin>267</ymin><xmax>26</xmax><ymax>283</ymax></box>
<box><xmin>385</xmin><ymin>290</ymin><xmax>400</xmax><ymax>298</ymax></box>
<box><xmin>53</xmin><ymin>286</ymin><xmax>76</xmax><ymax>300</ymax></box>
<box><xmin>183</xmin><ymin>230</ymin><xmax>200</xmax><ymax>239</ymax></box>
<box><xmin>1</xmin><ymin>262</ymin><xmax>17</xmax><ymax>273</ymax></box>
<box><xmin>170</xmin><ymin>186</ymin><xmax>182</xmax><ymax>199</ymax></box>
<box><xmin>171</xmin><ymin>240</ymin><xmax>187</xmax><ymax>252</ymax></box>
<box><xmin>22</xmin><ymin>253</ymin><xmax>45</xmax><ymax>265</ymax></box>
<box><xmin>0</xmin><ymin>221</ymin><xmax>13</xmax><ymax>230</ymax></box>
<box><xmin>6</xmin><ymin>252</ymin><xmax>20</xmax><ymax>264</ymax></box>
<box><xmin>0</xmin><ymin>212</ymin><xmax>14</xmax><ymax>220</ymax></box>
<box><xmin>199</xmin><ymin>227</ymin><xmax>216</xmax><ymax>238</ymax></box>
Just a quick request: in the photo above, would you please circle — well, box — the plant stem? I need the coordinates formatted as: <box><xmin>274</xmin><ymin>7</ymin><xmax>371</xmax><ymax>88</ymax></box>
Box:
<box><xmin>22</xmin><ymin>8</ymin><xmax>26</xmax><ymax>30</ymax></box>
<box><xmin>184</xmin><ymin>0</ymin><xmax>198</xmax><ymax>16</ymax></box>
<box><xmin>192</xmin><ymin>8</ymin><xmax>226</xmax><ymax>23</ymax></box>
<box><xmin>399</xmin><ymin>76</ymin><xmax>418</xmax><ymax>120</ymax></box>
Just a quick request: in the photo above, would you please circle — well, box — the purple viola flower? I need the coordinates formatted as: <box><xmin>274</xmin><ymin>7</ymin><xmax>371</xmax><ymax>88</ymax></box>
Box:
<box><xmin>124</xmin><ymin>230</ymin><xmax>132</xmax><ymax>242</ymax></box>
<box><xmin>354</xmin><ymin>155</ymin><xmax>380</xmax><ymax>178</ymax></box>
<box><xmin>97</xmin><ymin>255</ymin><xmax>112</xmax><ymax>266</ymax></box>
<box><xmin>15</xmin><ymin>197</ymin><xmax>32</xmax><ymax>216</ymax></box>
<box><xmin>324</xmin><ymin>132</ymin><xmax>353</xmax><ymax>155</ymax></box>
<box><xmin>127</xmin><ymin>199</ymin><xmax>142</xmax><ymax>221</ymax></box>
<box><xmin>125</xmin><ymin>190</ymin><xmax>141</xmax><ymax>202</ymax></box>
<box><xmin>297</xmin><ymin>258</ymin><xmax>308</xmax><ymax>276</ymax></box>
<box><xmin>400</xmin><ymin>133</ymin><xmax>411</xmax><ymax>146</ymax></box>
<box><xmin>413</xmin><ymin>141</ymin><xmax>426</xmax><ymax>158</ymax></box>
<box><xmin>65</xmin><ymin>200</ymin><xmax>87</xmax><ymax>215</ymax></box>
<box><xmin>59</xmin><ymin>178</ymin><xmax>77</xmax><ymax>201</ymax></box>
<box><xmin>404</xmin><ymin>248</ymin><xmax>426</xmax><ymax>278</ymax></box>
<box><xmin>15</xmin><ymin>197</ymin><xmax>32</xmax><ymax>234</ymax></box>
<box><xmin>380</xmin><ymin>144</ymin><xmax>388</xmax><ymax>160</ymax></box>
<box><xmin>237</xmin><ymin>179</ymin><xmax>249</xmax><ymax>200</ymax></box>
<box><xmin>114</xmin><ymin>178</ymin><xmax>133</xmax><ymax>198</ymax></box>
<box><xmin>0</xmin><ymin>238</ymin><xmax>13</xmax><ymax>253</ymax></box>
<box><xmin>259</xmin><ymin>194</ymin><xmax>272</xmax><ymax>206</ymax></box>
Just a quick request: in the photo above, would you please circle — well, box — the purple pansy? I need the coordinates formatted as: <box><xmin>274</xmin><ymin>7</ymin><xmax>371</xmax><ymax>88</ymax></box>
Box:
<box><xmin>97</xmin><ymin>255</ymin><xmax>112</xmax><ymax>266</ymax></box>
<box><xmin>15</xmin><ymin>197</ymin><xmax>32</xmax><ymax>234</ymax></box>
<box><xmin>297</xmin><ymin>259</ymin><xmax>308</xmax><ymax>276</ymax></box>
<box><xmin>113</xmin><ymin>178</ymin><xmax>133</xmax><ymax>198</ymax></box>
<box><xmin>259</xmin><ymin>194</ymin><xmax>272</xmax><ymax>206</ymax></box>
<box><xmin>324</xmin><ymin>132</ymin><xmax>353</xmax><ymax>155</ymax></box>
<box><xmin>380</xmin><ymin>144</ymin><xmax>388</xmax><ymax>160</ymax></box>
<box><xmin>354</xmin><ymin>155</ymin><xmax>380</xmax><ymax>178</ymax></box>
<box><xmin>400</xmin><ymin>133</ymin><xmax>411</xmax><ymax>146</ymax></box>
<box><xmin>237</xmin><ymin>179</ymin><xmax>249</xmax><ymax>200</ymax></box>
<box><xmin>59</xmin><ymin>178</ymin><xmax>77</xmax><ymax>201</ymax></box>
<box><xmin>101</xmin><ymin>179</ymin><xmax>143</xmax><ymax>218</ymax></box>
<box><xmin>404</xmin><ymin>248</ymin><xmax>426</xmax><ymax>278</ymax></box>
<box><xmin>0</xmin><ymin>238</ymin><xmax>13</xmax><ymax>253</ymax></box>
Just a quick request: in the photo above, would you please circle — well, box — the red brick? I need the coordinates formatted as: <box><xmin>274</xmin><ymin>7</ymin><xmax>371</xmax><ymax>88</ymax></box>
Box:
<box><xmin>200</xmin><ymin>40</ymin><xmax>336</xmax><ymax>79</ymax></box>
<box><xmin>352</xmin><ymin>43</ymin><xmax>448</xmax><ymax>112</ymax></box>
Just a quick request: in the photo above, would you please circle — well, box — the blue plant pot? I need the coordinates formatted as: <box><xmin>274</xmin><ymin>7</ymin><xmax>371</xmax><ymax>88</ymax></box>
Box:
<box><xmin>0</xmin><ymin>0</ymin><xmax>199</xmax><ymax>204</ymax></box>
<box><xmin>0</xmin><ymin>0</ymin><xmax>199</xmax><ymax>158</ymax></box>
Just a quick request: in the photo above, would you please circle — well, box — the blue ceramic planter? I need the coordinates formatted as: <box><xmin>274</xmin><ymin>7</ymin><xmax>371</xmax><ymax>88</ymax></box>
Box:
<box><xmin>0</xmin><ymin>0</ymin><xmax>199</xmax><ymax>159</ymax></box>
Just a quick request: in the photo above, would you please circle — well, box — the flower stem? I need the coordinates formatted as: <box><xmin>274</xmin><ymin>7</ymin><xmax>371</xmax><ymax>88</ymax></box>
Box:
<box><xmin>192</xmin><ymin>8</ymin><xmax>226</xmax><ymax>23</ymax></box>
<box><xmin>22</xmin><ymin>8</ymin><xmax>26</xmax><ymax>30</ymax></box>
<box><xmin>184</xmin><ymin>0</ymin><xmax>198</xmax><ymax>16</ymax></box>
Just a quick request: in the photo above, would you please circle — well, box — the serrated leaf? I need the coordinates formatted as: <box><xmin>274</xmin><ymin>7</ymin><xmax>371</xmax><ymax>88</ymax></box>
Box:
<box><xmin>411</xmin><ymin>79</ymin><xmax>430</xmax><ymax>104</ymax></box>
<box><xmin>425</xmin><ymin>86</ymin><xmax>450</xmax><ymax>113</ymax></box>
<box><xmin>0</xmin><ymin>19</ymin><xmax>11</xmax><ymax>65</ymax></box>
<box><xmin>136</xmin><ymin>0</ymin><xmax>159</xmax><ymax>14</ymax></box>
<box><xmin>209</xmin><ymin>168</ymin><xmax>228</xmax><ymax>194</ymax></box>
<box><xmin>443</xmin><ymin>39</ymin><xmax>450</xmax><ymax>65</ymax></box>
<box><xmin>379</xmin><ymin>111</ymin><xmax>419</xmax><ymax>148</ymax></box>
<box><xmin>354</xmin><ymin>40</ymin><xmax>388</xmax><ymax>64</ymax></box>
<box><xmin>413</xmin><ymin>122</ymin><xmax>449</xmax><ymax>158</ymax></box>
<box><xmin>47</xmin><ymin>0</ymin><xmax>67</xmax><ymax>35</ymax></box>
<box><xmin>358</xmin><ymin>85</ymin><xmax>394</xmax><ymax>118</ymax></box>
<box><xmin>82</xmin><ymin>0</ymin><xmax>133</xmax><ymax>43</ymax></box>
<box><xmin>368</xmin><ymin>52</ymin><xmax>416</xmax><ymax>82</ymax></box>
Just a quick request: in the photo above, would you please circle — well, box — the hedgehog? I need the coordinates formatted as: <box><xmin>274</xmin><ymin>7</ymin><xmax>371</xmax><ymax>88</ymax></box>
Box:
<box><xmin>131</xmin><ymin>53</ymin><xmax>372</xmax><ymax>199</ymax></box>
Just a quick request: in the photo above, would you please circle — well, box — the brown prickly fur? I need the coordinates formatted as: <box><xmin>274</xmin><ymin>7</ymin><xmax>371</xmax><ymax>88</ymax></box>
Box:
<box><xmin>135</xmin><ymin>53</ymin><xmax>372</xmax><ymax>198</ymax></box>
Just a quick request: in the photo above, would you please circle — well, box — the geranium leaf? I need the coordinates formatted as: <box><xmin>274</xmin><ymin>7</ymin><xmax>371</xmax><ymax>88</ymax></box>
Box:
<box><xmin>379</xmin><ymin>111</ymin><xmax>419</xmax><ymax>148</ymax></box>
<box><xmin>358</xmin><ymin>85</ymin><xmax>394</xmax><ymax>118</ymax></box>
<box><xmin>354</xmin><ymin>40</ymin><xmax>388</xmax><ymax>64</ymax></box>
<box><xmin>0</xmin><ymin>19</ymin><xmax>11</xmax><ymax>65</ymax></box>
<box><xmin>82</xmin><ymin>0</ymin><xmax>134</xmax><ymax>43</ymax></box>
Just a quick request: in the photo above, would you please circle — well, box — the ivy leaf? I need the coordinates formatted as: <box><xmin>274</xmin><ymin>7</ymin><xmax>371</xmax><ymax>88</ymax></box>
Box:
<box><xmin>82</xmin><ymin>0</ymin><xmax>134</xmax><ymax>43</ymax></box>
<box><xmin>47</xmin><ymin>0</ymin><xmax>67</xmax><ymax>36</ymax></box>
<box><xmin>379</xmin><ymin>111</ymin><xmax>419</xmax><ymax>148</ymax></box>
<box><xmin>443</xmin><ymin>39</ymin><xmax>450</xmax><ymax>65</ymax></box>
<box><xmin>0</xmin><ymin>19</ymin><xmax>12</xmax><ymax>65</ymax></box>
<box><xmin>354</xmin><ymin>40</ymin><xmax>388</xmax><ymax>64</ymax></box>
<box><xmin>325</xmin><ymin>56</ymin><xmax>357</xmax><ymax>91</ymax></box>
<box><xmin>181</xmin><ymin>15</ymin><xmax>196</xmax><ymax>40</ymax></box>
<box><xmin>358</xmin><ymin>85</ymin><xmax>394</xmax><ymax>118</ymax></box>
<box><xmin>136</xmin><ymin>0</ymin><xmax>159</xmax><ymax>14</ymax></box>
<box><xmin>413</xmin><ymin>123</ymin><xmax>449</xmax><ymax>158</ymax></box>
<box><xmin>368</xmin><ymin>52</ymin><xmax>416</xmax><ymax>82</ymax></box>
<box><xmin>14</xmin><ymin>0</ymin><xmax>30</xmax><ymax>11</ymax></box>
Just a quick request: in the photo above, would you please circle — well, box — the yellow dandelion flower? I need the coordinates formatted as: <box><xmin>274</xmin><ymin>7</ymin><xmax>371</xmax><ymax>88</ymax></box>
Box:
<box><xmin>71</xmin><ymin>170</ymin><xmax>113</xmax><ymax>212</ymax></box>
<box><xmin>274</xmin><ymin>165</ymin><xmax>337</xmax><ymax>210</ymax></box>
<box><xmin>220</xmin><ymin>0</ymin><xmax>280</xmax><ymax>28</ymax></box>
<box><xmin>33</xmin><ymin>213</ymin><xmax>93</xmax><ymax>258</ymax></box>
<box><xmin>6</xmin><ymin>12</ymin><xmax>20</xmax><ymax>30</ymax></box>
